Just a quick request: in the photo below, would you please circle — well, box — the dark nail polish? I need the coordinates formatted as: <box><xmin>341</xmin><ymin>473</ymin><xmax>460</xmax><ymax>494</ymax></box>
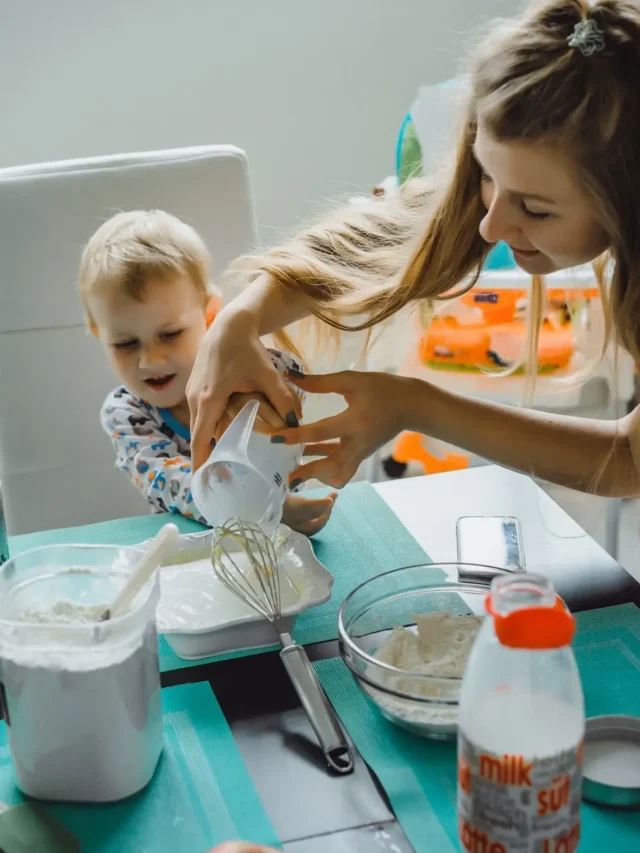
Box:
<box><xmin>288</xmin><ymin>368</ymin><xmax>305</xmax><ymax>379</ymax></box>
<box><xmin>286</xmin><ymin>411</ymin><xmax>299</xmax><ymax>428</ymax></box>
<box><xmin>289</xmin><ymin>478</ymin><xmax>302</xmax><ymax>491</ymax></box>
<box><xmin>270</xmin><ymin>435</ymin><xmax>286</xmax><ymax>444</ymax></box>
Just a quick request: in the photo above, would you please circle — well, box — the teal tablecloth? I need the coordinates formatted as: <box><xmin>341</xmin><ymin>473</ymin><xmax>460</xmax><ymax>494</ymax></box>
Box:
<box><xmin>0</xmin><ymin>682</ymin><xmax>280</xmax><ymax>852</ymax></box>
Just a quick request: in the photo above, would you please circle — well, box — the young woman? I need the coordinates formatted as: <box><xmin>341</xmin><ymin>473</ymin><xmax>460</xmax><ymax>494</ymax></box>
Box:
<box><xmin>188</xmin><ymin>0</ymin><xmax>640</xmax><ymax>500</ymax></box>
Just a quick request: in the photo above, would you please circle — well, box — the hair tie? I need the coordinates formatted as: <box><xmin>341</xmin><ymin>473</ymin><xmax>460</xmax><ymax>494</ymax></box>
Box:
<box><xmin>567</xmin><ymin>19</ymin><xmax>606</xmax><ymax>56</ymax></box>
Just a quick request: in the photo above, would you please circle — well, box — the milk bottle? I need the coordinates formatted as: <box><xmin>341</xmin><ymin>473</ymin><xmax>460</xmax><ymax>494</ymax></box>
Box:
<box><xmin>458</xmin><ymin>574</ymin><xmax>584</xmax><ymax>853</ymax></box>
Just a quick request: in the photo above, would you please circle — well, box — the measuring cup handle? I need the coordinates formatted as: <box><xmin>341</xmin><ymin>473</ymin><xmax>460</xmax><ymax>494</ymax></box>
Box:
<box><xmin>279</xmin><ymin>641</ymin><xmax>354</xmax><ymax>775</ymax></box>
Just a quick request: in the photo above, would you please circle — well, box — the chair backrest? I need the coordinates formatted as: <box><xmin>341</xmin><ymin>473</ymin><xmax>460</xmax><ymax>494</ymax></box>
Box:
<box><xmin>0</xmin><ymin>146</ymin><xmax>257</xmax><ymax>534</ymax></box>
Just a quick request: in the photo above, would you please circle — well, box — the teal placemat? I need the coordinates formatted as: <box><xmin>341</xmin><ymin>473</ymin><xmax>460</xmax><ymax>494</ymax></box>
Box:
<box><xmin>10</xmin><ymin>483</ymin><xmax>438</xmax><ymax>674</ymax></box>
<box><xmin>293</xmin><ymin>482</ymin><xmax>437</xmax><ymax>645</ymax></box>
<box><xmin>10</xmin><ymin>514</ymin><xmax>205</xmax><ymax>552</ymax></box>
<box><xmin>0</xmin><ymin>682</ymin><xmax>280</xmax><ymax>852</ymax></box>
<box><xmin>315</xmin><ymin>602</ymin><xmax>640</xmax><ymax>853</ymax></box>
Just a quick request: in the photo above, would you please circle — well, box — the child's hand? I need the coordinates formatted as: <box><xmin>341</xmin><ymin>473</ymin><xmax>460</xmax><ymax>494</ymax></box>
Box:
<box><xmin>281</xmin><ymin>491</ymin><xmax>337</xmax><ymax>536</ymax></box>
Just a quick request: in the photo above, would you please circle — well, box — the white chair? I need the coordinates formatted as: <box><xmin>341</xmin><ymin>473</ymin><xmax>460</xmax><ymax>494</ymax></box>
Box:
<box><xmin>0</xmin><ymin>146</ymin><xmax>257</xmax><ymax>534</ymax></box>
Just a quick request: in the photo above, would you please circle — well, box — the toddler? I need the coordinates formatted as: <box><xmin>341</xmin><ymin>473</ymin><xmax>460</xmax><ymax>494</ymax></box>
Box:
<box><xmin>79</xmin><ymin>210</ymin><xmax>335</xmax><ymax>535</ymax></box>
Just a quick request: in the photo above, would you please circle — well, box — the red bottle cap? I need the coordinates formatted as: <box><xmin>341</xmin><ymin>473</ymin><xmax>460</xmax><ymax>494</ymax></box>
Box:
<box><xmin>485</xmin><ymin>592</ymin><xmax>576</xmax><ymax>649</ymax></box>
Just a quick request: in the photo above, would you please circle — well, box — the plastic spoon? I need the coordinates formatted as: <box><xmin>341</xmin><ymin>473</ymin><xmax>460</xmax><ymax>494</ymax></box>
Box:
<box><xmin>99</xmin><ymin>523</ymin><xmax>179</xmax><ymax>622</ymax></box>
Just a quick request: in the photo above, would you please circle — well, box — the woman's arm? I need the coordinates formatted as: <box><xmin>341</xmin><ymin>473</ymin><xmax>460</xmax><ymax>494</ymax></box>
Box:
<box><xmin>221</xmin><ymin>272</ymin><xmax>311</xmax><ymax>336</ymax></box>
<box><xmin>187</xmin><ymin>181</ymin><xmax>443</xmax><ymax>467</ymax></box>
<box><xmin>408</xmin><ymin>379</ymin><xmax>637</xmax><ymax>497</ymax></box>
<box><xmin>274</xmin><ymin>371</ymin><xmax>640</xmax><ymax>498</ymax></box>
<box><xmin>187</xmin><ymin>275</ymin><xmax>312</xmax><ymax>469</ymax></box>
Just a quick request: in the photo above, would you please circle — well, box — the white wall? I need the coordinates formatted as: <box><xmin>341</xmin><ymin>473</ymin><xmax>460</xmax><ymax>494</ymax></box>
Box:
<box><xmin>2</xmin><ymin>0</ymin><xmax>519</xmax><ymax>242</ymax></box>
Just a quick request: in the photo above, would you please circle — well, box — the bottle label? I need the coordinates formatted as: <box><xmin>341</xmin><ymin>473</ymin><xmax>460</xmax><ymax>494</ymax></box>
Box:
<box><xmin>458</xmin><ymin>732</ymin><xmax>582</xmax><ymax>853</ymax></box>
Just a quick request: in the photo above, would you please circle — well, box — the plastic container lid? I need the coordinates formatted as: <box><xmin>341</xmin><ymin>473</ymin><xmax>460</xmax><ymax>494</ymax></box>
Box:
<box><xmin>582</xmin><ymin>715</ymin><xmax>640</xmax><ymax>809</ymax></box>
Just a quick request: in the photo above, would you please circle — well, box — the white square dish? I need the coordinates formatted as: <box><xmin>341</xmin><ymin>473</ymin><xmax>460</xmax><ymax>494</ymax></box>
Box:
<box><xmin>155</xmin><ymin>526</ymin><xmax>333</xmax><ymax>660</ymax></box>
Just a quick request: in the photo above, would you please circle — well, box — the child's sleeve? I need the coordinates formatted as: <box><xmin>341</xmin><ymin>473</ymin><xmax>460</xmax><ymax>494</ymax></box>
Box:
<box><xmin>266</xmin><ymin>348</ymin><xmax>304</xmax><ymax>378</ymax></box>
<box><xmin>100</xmin><ymin>392</ymin><xmax>206</xmax><ymax>523</ymax></box>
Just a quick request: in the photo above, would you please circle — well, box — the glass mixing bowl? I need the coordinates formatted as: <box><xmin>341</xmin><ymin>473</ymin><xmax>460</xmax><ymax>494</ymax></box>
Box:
<box><xmin>338</xmin><ymin>565</ymin><xmax>493</xmax><ymax>740</ymax></box>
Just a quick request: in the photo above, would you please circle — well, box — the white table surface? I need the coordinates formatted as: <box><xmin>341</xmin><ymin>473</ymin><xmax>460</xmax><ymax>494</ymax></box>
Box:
<box><xmin>374</xmin><ymin>466</ymin><xmax>637</xmax><ymax>610</ymax></box>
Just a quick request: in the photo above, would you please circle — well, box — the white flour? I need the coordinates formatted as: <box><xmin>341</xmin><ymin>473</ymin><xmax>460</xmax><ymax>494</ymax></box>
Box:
<box><xmin>371</xmin><ymin>612</ymin><xmax>482</xmax><ymax>730</ymax></box>
<box><xmin>1</xmin><ymin>600</ymin><xmax>163</xmax><ymax>802</ymax></box>
<box><xmin>19</xmin><ymin>600</ymin><xmax>105</xmax><ymax>624</ymax></box>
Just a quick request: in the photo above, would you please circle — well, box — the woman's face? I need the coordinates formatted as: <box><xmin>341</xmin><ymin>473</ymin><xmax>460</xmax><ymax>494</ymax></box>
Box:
<box><xmin>474</xmin><ymin>124</ymin><xmax>610</xmax><ymax>274</ymax></box>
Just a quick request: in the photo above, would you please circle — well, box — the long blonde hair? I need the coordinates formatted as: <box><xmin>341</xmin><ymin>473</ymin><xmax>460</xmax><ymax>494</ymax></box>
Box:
<box><xmin>228</xmin><ymin>0</ymin><xmax>640</xmax><ymax>372</ymax></box>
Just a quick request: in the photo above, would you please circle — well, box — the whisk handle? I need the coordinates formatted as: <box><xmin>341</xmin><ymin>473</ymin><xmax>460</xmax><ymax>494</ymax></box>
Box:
<box><xmin>280</xmin><ymin>641</ymin><xmax>354</xmax><ymax>775</ymax></box>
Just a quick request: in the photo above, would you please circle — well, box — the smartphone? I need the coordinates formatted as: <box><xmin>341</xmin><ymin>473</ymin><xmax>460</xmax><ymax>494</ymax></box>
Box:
<box><xmin>456</xmin><ymin>516</ymin><xmax>525</xmax><ymax>585</ymax></box>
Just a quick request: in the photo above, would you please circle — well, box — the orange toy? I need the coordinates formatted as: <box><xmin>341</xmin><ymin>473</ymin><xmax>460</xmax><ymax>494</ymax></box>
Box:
<box><xmin>418</xmin><ymin>287</ymin><xmax>598</xmax><ymax>374</ymax></box>
<box><xmin>459</xmin><ymin>289</ymin><xmax>522</xmax><ymax>325</ymax></box>
<box><xmin>387</xmin><ymin>286</ymin><xmax>600</xmax><ymax>478</ymax></box>
<box><xmin>392</xmin><ymin>431</ymin><xmax>469</xmax><ymax>475</ymax></box>
<box><xmin>421</xmin><ymin>317</ymin><xmax>575</xmax><ymax>373</ymax></box>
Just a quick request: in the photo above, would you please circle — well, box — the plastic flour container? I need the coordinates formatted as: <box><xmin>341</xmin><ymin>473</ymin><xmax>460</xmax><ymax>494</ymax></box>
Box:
<box><xmin>0</xmin><ymin>544</ymin><xmax>163</xmax><ymax>802</ymax></box>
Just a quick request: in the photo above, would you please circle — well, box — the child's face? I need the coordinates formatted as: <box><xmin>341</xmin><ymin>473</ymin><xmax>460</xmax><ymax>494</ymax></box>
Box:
<box><xmin>89</xmin><ymin>273</ymin><xmax>207</xmax><ymax>410</ymax></box>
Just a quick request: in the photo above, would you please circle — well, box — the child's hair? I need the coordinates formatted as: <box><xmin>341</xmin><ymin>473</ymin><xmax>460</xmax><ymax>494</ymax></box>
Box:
<box><xmin>227</xmin><ymin>0</ymin><xmax>640</xmax><ymax>376</ymax></box>
<box><xmin>79</xmin><ymin>210</ymin><xmax>212</xmax><ymax>326</ymax></box>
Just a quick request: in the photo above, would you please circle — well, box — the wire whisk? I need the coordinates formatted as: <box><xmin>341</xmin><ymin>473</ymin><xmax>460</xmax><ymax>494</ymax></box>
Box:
<box><xmin>212</xmin><ymin>519</ymin><xmax>282</xmax><ymax>622</ymax></box>
<box><xmin>212</xmin><ymin>518</ymin><xmax>354</xmax><ymax>775</ymax></box>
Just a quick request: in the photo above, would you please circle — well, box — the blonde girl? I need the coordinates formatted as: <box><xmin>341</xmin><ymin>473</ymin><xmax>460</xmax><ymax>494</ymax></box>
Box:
<box><xmin>188</xmin><ymin>0</ymin><xmax>640</xmax><ymax>500</ymax></box>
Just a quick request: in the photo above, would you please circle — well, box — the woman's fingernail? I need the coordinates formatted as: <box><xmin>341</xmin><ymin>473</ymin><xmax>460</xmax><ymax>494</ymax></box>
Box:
<box><xmin>286</xmin><ymin>411</ymin><xmax>299</xmax><ymax>428</ymax></box>
<box><xmin>270</xmin><ymin>435</ymin><xmax>285</xmax><ymax>444</ymax></box>
<box><xmin>289</xmin><ymin>478</ymin><xmax>302</xmax><ymax>490</ymax></box>
<box><xmin>287</xmin><ymin>368</ymin><xmax>305</xmax><ymax>379</ymax></box>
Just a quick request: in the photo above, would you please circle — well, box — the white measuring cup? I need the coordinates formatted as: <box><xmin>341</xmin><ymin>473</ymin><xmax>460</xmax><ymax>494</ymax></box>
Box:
<box><xmin>191</xmin><ymin>399</ymin><xmax>303</xmax><ymax>534</ymax></box>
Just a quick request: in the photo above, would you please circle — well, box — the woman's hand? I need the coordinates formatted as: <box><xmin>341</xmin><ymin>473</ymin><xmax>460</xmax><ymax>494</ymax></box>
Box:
<box><xmin>187</xmin><ymin>310</ymin><xmax>300</xmax><ymax>470</ymax></box>
<box><xmin>214</xmin><ymin>392</ymin><xmax>288</xmax><ymax>444</ymax></box>
<box><xmin>270</xmin><ymin>371</ymin><xmax>418</xmax><ymax>488</ymax></box>
<box><xmin>282</xmin><ymin>491</ymin><xmax>338</xmax><ymax>536</ymax></box>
